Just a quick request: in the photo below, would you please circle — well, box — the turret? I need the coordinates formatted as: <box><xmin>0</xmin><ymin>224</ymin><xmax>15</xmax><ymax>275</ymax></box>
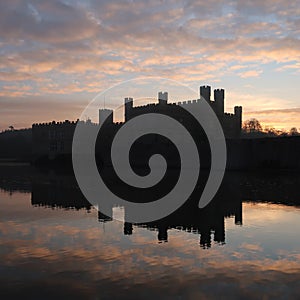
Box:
<box><xmin>200</xmin><ymin>85</ymin><xmax>211</xmax><ymax>102</ymax></box>
<box><xmin>234</xmin><ymin>106</ymin><xmax>242</xmax><ymax>133</ymax></box>
<box><xmin>214</xmin><ymin>89</ymin><xmax>225</xmax><ymax>115</ymax></box>
<box><xmin>124</xmin><ymin>97</ymin><xmax>133</xmax><ymax>121</ymax></box>
<box><xmin>158</xmin><ymin>92</ymin><xmax>168</xmax><ymax>105</ymax></box>
<box><xmin>99</xmin><ymin>109</ymin><xmax>113</xmax><ymax>126</ymax></box>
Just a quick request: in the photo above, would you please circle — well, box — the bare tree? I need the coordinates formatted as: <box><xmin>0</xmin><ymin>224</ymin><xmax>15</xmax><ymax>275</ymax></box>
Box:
<box><xmin>289</xmin><ymin>127</ymin><xmax>299</xmax><ymax>136</ymax></box>
<box><xmin>264</xmin><ymin>126</ymin><xmax>278</xmax><ymax>136</ymax></box>
<box><xmin>243</xmin><ymin>118</ymin><xmax>262</xmax><ymax>133</ymax></box>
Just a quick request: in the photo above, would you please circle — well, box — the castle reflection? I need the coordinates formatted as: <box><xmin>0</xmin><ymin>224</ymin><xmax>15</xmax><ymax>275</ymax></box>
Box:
<box><xmin>121</xmin><ymin>181</ymin><xmax>243</xmax><ymax>248</ymax></box>
<box><xmin>0</xmin><ymin>165</ymin><xmax>300</xmax><ymax>248</ymax></box>
<box><xmin>33</xmin><ymin>179</ymin><xmax>242</xmax><ymax>248</ymax></box>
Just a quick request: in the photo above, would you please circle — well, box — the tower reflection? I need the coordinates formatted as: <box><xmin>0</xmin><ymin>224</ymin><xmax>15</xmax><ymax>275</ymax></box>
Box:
<box><xmin>1</xmin><ymin>165</ymin><xmax>300</xmax><ymax>248</ymax></box>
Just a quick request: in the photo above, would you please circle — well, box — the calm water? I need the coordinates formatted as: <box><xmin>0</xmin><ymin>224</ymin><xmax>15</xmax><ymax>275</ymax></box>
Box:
<box><xmin>1</xmin><ymin>165</ymin><xmax>300</xmax><ymax>299</ymax></box>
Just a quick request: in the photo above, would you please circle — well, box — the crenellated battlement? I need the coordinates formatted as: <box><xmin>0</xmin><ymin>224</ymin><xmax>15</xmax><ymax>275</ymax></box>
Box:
<box><xmin>32</xmin><ymin>84</ymin><xmax>243</xmax><ymax>162</ymax></box>
<box><xmin>123</xmin><ymin>85</ymin><xmax>242</xmax><ymax>138</ymax></box>
<box><xmin>32</xmin><ymin>119</ymin><xmax>99</xmax><ymax>128</ymax></box>
<box><xmin>224</xmin><ymin>113</ymin><xmax>235</xmax><ymax>117</ymax></box>
<box><xmin>32</xmin><ymin>120</ymin><xmax>78</xmax><ymax>127</ymax></box>
<box><xmin>178</xmin><ymin>99</ymin><xmax>200</xmax><ymax>106</ymax></box>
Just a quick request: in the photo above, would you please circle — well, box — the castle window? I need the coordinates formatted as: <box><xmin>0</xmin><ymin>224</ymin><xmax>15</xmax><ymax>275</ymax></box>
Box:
<box><xmin>59</xmin><ymin>141</ymin><xmax>64</xmax><ymax>151</ymax></box>
<box><xmin>50</xmin><ymin>141</ymin><xmax>57</xmax><ymax>152</ymax></box>
<box><xmin>58</xmin><ymin>131</ymin><xmax>64</xmax><ymax>139</ymax></box>
<box><xmin>49</xmin><ymin>130</ymin><xmax>56</xmax><ymax>139</ymax></box>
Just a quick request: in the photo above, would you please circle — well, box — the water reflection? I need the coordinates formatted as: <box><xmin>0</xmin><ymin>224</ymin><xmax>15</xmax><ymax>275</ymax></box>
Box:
<box><xmin>1</xmin><ymin>165</ymin><xmax>300</xmax><ymax>298</ymax></box>
<box><xmin>1</xmin><ymin>165</ymin><xmax>300</xmax><ymax>248</ymax></box>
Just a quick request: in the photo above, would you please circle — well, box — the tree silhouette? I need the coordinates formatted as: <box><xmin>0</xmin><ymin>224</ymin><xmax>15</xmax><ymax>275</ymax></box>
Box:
<box><xmin>243</xmin><ymin>118</ymin><xmax>262</xmax><ymax>133</ymax></box>
<box><xmin>264</xmin><ymin>126</ymin><xmax>278</xmax><ymax>136</ymax></box>
<box><xmin>289</xmin><ymin>127</ymin><xmax>299</xmax><ymax>136</ymax></box>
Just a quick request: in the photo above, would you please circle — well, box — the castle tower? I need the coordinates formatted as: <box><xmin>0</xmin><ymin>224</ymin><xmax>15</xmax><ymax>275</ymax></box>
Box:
<box><xmin>234</xmin><ymin>106</ymin><xmax>242</xmax><ymax>134</ymax></box>
<box><xmin>214</xmin><ymin>89</ymin><xmax>225</xmax><ymax>115</ymax></box>
<box><xmin>158</xmin><ymin>92</ymin><xmax>168</xmax><ymax>105</ymax></box>
<box><xmin>124</xmin><ymin>97</ymin><xmax>133</xmax><ymax>121</ymax></box>
<box><xmin>200</xmin><ymin>85</ymin><xmax>211</xmax><ymax>102</ymax></box>
<box><xmin>99</xmin><ymin>109</ymin><xmax>113</xmax><ymax>125</ymax></box>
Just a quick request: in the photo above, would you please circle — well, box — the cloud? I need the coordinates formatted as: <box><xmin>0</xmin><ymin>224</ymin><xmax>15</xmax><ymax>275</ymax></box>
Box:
<box><xmin>244</xmin><ymin>108</ymin><xmax>300</xmax><ymax>129</ymax></box>
<box><xmin>276</xmin><ymin>62</ymin><xmax>300</xmax><ymax>72</ymax></box>
<box><xmin>245</xmin><ymin>107</ymin><xmax>300</xmax><ymax>115</ymax></box>
<box><xmin>238</xmin><ymin>69</ymin><xmax>262</xmax><ymax>78</ymax></box>
<box><xmin>0</xmin><ymin>95</ymin><xmax>90</xmax><ymax>130</ymax></box>
<box><xmin>0</xmin><ymin>0</ymin><xmax>300</xmax><ymax>129</ymax></box>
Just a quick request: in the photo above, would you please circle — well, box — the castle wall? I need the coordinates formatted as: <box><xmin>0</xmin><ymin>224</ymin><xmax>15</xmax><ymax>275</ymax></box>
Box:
<box><xmin>124</xmin><ymin>91</ymin><xmax>242</xmax><ymax>139</ymax></box>
<box><xmin>32</xmin><ymin>85</ymin><xmax>244</xmax><ymax>163</ymax></box>
<box><xmin>32</xmin><ymin>120</ymin><xmax>77</xmax><ymax>161</ymax></box>
<box><xmin>226</xmin><ymin>137</ymin><xmax>300</xmax><ymax>170</ymax></box>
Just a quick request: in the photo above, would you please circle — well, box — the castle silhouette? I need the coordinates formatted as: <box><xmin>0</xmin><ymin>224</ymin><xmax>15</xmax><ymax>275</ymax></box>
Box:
<box><xmin>32</xmin><ymin>85</ymin><xmax>242</xmax><ymax>162</ymax></box>
<box><xmin>100</xmin><ymin>85</ymin><xmax>242</xmax><ymax>138</ymax></box>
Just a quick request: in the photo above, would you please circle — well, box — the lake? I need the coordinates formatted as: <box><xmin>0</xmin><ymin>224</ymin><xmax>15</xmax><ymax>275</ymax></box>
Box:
<box><xmin>0</xmin><ymin>164</ymin><xmax>300</xmax><ymax>299</ymax></box>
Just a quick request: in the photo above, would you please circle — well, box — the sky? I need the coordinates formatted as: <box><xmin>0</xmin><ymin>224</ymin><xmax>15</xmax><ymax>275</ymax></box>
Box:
<box><xmin>0</xmin><ymin>0</ymin><xmax>299</xmax><ymax>131</ymax></box>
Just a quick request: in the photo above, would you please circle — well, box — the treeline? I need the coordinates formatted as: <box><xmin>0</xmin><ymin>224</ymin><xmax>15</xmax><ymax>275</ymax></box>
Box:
<box><xmin>0</xmin><ymin>128</ymin><xmax>32</xmax><ymax>160</ymax></box>
<box><xmin>242</xmin><ymin>118</ymin><xmax>299</xmax><ymax>138</ymax></box>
